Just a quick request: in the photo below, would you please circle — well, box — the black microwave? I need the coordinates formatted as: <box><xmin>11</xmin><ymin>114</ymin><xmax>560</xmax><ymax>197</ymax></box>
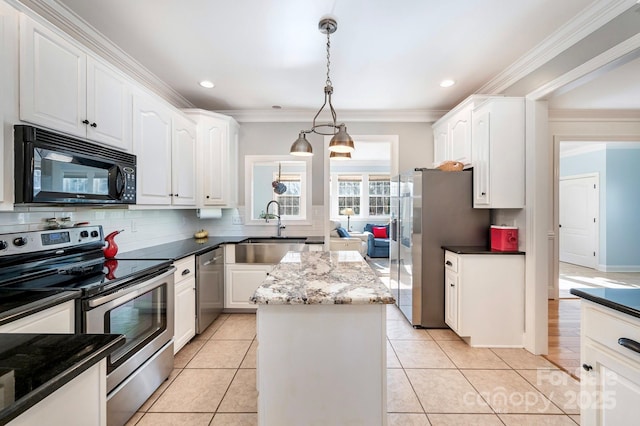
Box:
<box><xmin>14</xmin><ymin>125</ymin><xmax>136</xmax><ymax>205</ymax></box>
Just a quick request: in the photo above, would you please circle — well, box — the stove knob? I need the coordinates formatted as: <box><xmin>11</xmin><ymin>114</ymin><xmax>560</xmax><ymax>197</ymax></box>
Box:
<box><xmin>13</xmin><ymin>237</ymin><xmax>27</xmax><ymax>247</ymax></box>
<box><xmin>0</xmin><ymin>240</ymin><xmax>7</xmax><ymax>250</ymax></box>
<box><xmin>90</xmin><ymin>230</ymin><xmax>99</xmax><ymax>238</ymax></box>
<box><xmin>80</xmin><ymin>230</ymin><xmax>89</xmax><ymax>238</ymax></box>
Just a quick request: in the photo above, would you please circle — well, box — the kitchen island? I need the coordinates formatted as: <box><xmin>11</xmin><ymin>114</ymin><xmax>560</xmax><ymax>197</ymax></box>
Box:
<box><xmin>250</xmin><ymin>251</ymin><xmax>394</xmax><ymax>426</ymax></box>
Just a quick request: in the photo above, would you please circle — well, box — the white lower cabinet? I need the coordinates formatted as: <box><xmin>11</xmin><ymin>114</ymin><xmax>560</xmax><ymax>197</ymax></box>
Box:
<box><xmin>8</xmin><ymin>359</ymin><xmax>107</xmax><ymax>426</ymax></box>
<box><xmin>444</xmin><ymin>251</ymin><xmax>524</xmax><ymax>347</ymax></box>
<box><xmin>225</xmin><ymin>264</ymin><xmax>273</xmax><ymax>311</ymax></box>
<box><xmin>580</xmin><ymin>301</ymin><xmax>640</xmax><ymax>425</ymax></box>
<box><xmin>0</xmin><ymin>300</ymin><xmax>75</xmax><ymax>333</ymax></box>
<box><xmin>173</xmin><ymin>256</ymin><xmax>196</xmax><ymax>354</ymax></box>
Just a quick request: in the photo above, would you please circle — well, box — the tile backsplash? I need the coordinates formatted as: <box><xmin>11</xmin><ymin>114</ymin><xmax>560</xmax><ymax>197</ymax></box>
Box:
<box><xmin>0</xmin><ymin>206</ymin><xmax>325</xmax><ymax>253</ymax></box>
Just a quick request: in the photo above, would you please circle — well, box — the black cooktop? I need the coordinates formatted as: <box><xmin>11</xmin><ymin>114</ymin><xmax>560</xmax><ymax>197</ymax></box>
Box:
<box><xmin>0</xmin><ymin>254</ymin><xmax>171</xmax><ymax>297</ymax></box>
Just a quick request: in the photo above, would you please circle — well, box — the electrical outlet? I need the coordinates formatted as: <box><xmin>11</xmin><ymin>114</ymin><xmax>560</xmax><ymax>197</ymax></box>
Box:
<box><xmin>131</xmin><ymin>220</ymin><xmax>137</xmax><ymax>233</ymax></box>
<box><xmin>232</xmin><ymin>216</ymin><xmax>243</xmax><ymax>225</ymax></box>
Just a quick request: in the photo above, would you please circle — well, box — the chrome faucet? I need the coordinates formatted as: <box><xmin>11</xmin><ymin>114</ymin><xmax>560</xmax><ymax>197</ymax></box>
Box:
<box><xmin>265</xmin><ymin>200</ymin><xmax>285</xmax><ymax>237</ymax></box>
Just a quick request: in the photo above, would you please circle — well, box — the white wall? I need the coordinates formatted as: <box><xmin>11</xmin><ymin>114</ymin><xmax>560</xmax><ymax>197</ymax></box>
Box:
<box><xmin>0</xmin><ymin>120</ymin><xmax>431</xmax><ymax>252</ymax></box>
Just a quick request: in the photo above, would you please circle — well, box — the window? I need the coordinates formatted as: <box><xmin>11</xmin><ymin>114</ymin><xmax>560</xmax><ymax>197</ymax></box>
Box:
<box><xmin>338</xmin><ymin>176</ymin><xmax>361</xmax><ymax>215</ymax></box>
<box><xmin>331</xmin><ymin>174</ymin><xmax>390</xmax><ymax>219</ymax></box>
<box><xmin>275</xmin><ymin>174</ymin><xmax>301</xmax><ymax>217</ymax></box>
<box><xmin>368</xmin><ymin>175</ymin><xmax>391</xmax><ymax>216</ymax></box>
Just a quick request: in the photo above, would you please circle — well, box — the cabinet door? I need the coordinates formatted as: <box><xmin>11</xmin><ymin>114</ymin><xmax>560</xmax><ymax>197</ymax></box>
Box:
<box><xmin>0</xmin><ymin>300</ymin><xmax>75</xmax><ymax>333</ymax></box>
<box><xmin>174</xmin><ymin>277</ymin><xmax>196</xmax><ymax>354</ymax></box>
<box><xmin>471</xmin><ymin>109</ymin><xmax>490</xmax><ymax>207</ymax></box>
<box><xmin>200</xmin><ymin>117</ymin><xmax>228</xmax><ymax>206</ymax></box>
<box><xmin>433</xmin><ymin>123</ymin><xmax>448</xmax><ymax>165</ymax></box>
<box><xmin>86</xmin><ymin>57</ymin><xmax>132</xmax><ymax>151</ymax></box>
<box><xmin>171</xmin><ymin>115</ymin><xmax>197</xmax><ymax>206</ymax></box>
<box><xmin>1</xmin><ymin>1</ymin><xmax>18</xmax><ymax>208</ymax></box>
<box><xmin>225</xmin><ymin>264</ymin><xmax>273</xmax><ymax>310</ymax></box>
<box><xmin>449</xmin><ymin>109</ymin><xmax>472</xmax><ymax>162</ymax></box>
<box><xmin>582</xmin><ymin>342</ymin><xmax>640</xmax><ymax>425</ymax></box>
<box><xmin>20</xmin><ymin>15</ymin><xmax>86</xmax><ymax>138</ymax></box>
<box><xmin>444</xmin><ymin>268</ymin><xmax>459</xmax><ymax>332</ymax></box>
<box><xmin>133</xmin><ymin>93</ymin><xmax>172</xmax><ymax>205</ymax></box>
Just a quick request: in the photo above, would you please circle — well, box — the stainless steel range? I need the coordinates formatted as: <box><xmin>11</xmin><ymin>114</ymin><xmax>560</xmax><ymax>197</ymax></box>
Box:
<box><xmin>0</xmin><ymin>226</ymin><xmax>175</xmax><ymax>426</ymax></box>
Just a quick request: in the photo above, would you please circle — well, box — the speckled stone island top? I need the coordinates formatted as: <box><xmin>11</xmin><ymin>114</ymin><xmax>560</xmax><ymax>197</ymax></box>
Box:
<box><xmin>250</xmin><ymin>251</ymin><xmax>395</xmax><ymax>305</ymax></box>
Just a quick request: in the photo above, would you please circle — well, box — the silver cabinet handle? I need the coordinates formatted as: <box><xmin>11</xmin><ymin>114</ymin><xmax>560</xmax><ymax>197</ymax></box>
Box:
<box><xmin>445</xmin><ymin>260</ymin><xmax>453</xmax><ymax>266</ymax></box>
<box><xmin>182</xmin><ymin>269</ymin><xmax>191</xmax><ymax>276</ymax></box>
<box><xmin>618</xmin><ymin>338</ymin><xmax>640</xmax><ymax>354</ymax></box>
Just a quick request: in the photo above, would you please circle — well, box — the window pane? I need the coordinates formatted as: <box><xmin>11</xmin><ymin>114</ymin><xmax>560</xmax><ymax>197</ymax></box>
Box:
<box><xmin>368</xmin><ymin>179</ymin><xmax>390</xmax><ymax>216</ymax></box>
<box><xmin>338</xmin><ymin>179</ymin><xmax>361</xmax><ymax>215</ymax></box>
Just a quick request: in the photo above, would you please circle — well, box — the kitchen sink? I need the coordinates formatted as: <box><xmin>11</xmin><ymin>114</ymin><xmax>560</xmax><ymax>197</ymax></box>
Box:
<box><xmin>235</xmin><ymin>240</ymin><xmax>307</xmax><ymax>264</ymax></box>
<box><xmin>240</xmin><ymin>237</ymin><xmax>307</xmax><ymax>244</ymax></box>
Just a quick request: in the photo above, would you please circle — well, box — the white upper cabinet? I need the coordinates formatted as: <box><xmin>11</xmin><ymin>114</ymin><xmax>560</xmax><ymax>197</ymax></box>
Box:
<box><xmin>133</xmin><ymin>92</ymin><xmax>197</xmax><ymax>207</ymax></box>
<box><xmin>171</xmin><ymin>114</ymin><xmax>197</xmax><ymax>206</ymax></box>
<box><xmin>85</xmin><ymin>57</ymin><xmax>132</xmax><ymax>150</ymax></box>
<box><xmin>20</xmin><ymin>15</ymin><xmax>132</xmax><ymax>152</ymax></box>
<box><xmin>471</xmin><ymin>97</ymin><xmax>525</xmax><ymax>208</ymax></box>
<box><xmin>0</xmin><ymin>0</ymin><xmax>19</xmax><ymax>210</ymax></box>
<box><xmin>184</xmin><ymin>109</ymin><xmax>239</xmax><ymax>208</ymax></box>
<box><xmin>431</xmin><ymin>95</ymin><xmax>489</xmax><ymax>166</ymax></box>
<box><xmin>132</xmin><ymin>92</ymin><xmax>172</xmax><ymax>205</ymax></box>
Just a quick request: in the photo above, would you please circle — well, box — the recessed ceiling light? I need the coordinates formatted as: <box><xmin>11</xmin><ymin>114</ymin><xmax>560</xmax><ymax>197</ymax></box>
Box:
<box><xmin>439</xmin><ymin>79</ymin><xmax>455</xmax><ymax>88</ymax></box>
<box><xmin>199</xmin><ymin>80</ymin><xmax>215</xmax><ymax>89</ymax></box>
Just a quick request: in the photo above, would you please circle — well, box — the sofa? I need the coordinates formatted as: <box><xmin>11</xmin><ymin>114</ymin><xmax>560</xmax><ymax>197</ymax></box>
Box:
<box><xmin>329</xmin><ymin>221</ymin><xmax>367</xmax><ymax>256</ymax></box>
<box><xmin>363</xmin><ymin>223</ymin><xmax>390</xmax><ymax>258</ymax></box>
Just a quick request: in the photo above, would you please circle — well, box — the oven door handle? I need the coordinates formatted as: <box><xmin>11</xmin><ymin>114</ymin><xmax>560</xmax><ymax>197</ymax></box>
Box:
<box><xmin>87</xmin><ymin>267</ymin><xmax>176</xmax><ymax>308</ymax></box>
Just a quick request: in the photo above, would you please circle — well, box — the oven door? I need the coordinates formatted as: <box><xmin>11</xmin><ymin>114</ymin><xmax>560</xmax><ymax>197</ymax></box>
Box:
<box><xmin>84</xmin><ymin>267</ymin><xmax>175</xmax><ymax>392</ymax></box>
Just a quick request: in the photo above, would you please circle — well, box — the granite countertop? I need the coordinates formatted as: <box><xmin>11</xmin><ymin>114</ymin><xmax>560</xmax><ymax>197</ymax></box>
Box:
<box><xmin>570</xmin><ymin>287</ymin><xmax>640</xmax><ymax>319</ymax></box>
<box><xmin>250</xmin><ymin>251</ymin><xmax>395</xmax><ymax>305</ymax></box>
<box><xmin>117</xmin><ymin>236</ymin><xmax>324</xmax><ymax>260</ymax></box>
<box><xmin>0</xmin><ymin>333</ymin><xmax>125</xmax><ymax>424</ymax></box>
<box><xmin>0</xmin><ymin>289</ymin><xmax>80</xmax><ymax>327</ymax></box>
<box><xmin>442</xmin><ymin>245</ymin><xmax>526</xmax><ymax>255</ymax></box>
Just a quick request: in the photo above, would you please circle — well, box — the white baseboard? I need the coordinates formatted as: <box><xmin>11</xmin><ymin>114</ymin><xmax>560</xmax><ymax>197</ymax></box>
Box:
<box><xmin>597</xmin><ymin>264</ymin><xmax>640</xmax><ymax>272</ymax></box>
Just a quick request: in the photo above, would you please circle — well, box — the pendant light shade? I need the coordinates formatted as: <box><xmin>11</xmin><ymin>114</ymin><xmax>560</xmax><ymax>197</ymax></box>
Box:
<box><xmin>330</xmin><ymin>151</ymin><xmax>351</xmax><ymax>160</ymax></box>
<box><xmin>328</xmin><ymin>124</ymin><xmax>354</xmax><ymax>153</ymax></box>
<box><xmin>289</xmin><ymin>132</ymin><xmax>313</xmax><ymax>156</ymax></box>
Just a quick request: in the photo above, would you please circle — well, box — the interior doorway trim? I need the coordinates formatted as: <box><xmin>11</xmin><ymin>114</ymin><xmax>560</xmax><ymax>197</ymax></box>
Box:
<box><xmin>551</xmin><ymin>136</ymin><xmax>640</xmax><ymax>299</ymax></box>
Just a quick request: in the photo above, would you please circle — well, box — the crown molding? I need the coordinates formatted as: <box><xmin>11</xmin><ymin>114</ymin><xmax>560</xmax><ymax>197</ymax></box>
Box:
<box><xmin>215</xmin><ymin>109</ymin><xmax>446</xmax><ymax>123</ymax></box>
<box><xmin>16</xmin><ymin>0</ymin><xmax>194</xmax><ymax>108</ymax></box>
<box><xmin>549</xmin><ymin>109</ymin><xmax>640</xmax><ymax>122</ymax></box>
<box><xmin>477</xmin><ymin>0</ymin><xmax>639</xmax><ymax>95</ymax></box>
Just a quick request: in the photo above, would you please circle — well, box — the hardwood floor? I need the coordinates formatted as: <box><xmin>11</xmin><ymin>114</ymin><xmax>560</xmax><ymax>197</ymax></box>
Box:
<box><xmin>546</xmin><ymin>298</ymin><xmax>581</xmax><ymax>379</ymax></box>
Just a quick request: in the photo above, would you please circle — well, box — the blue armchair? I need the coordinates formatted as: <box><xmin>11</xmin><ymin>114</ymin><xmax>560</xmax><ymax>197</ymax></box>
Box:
<box><xmin>363</xmin><ymin>223</ymin><xmax>390</xmax><ymax>258</ymax></box>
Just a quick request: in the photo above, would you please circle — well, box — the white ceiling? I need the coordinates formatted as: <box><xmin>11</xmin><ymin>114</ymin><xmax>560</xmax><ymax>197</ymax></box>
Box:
<box><xmin>55</xmin><ymin>0</ymin><xmax>596</xmax><ymax>112</ymax></box>
<box><xmin>549</xmin><ymin>55</ymin><xmax>640</xmax><ymax>109</ymax></box>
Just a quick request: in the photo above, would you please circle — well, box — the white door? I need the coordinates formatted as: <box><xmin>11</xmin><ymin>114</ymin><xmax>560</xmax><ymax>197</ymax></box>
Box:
<box><xmin>171</xmin><ymin>115</ymin><xmax>197</xmax><ymax>206</ymax></box>
<box><xmin>86</xmin><ymin>57</ymin><xmax>132</xmax><ymax>151</ymax></box>
<box><xmin>132</xmin><ymin>93</ymin><xmax>172</xmax><ymax>205</ymax></box>
<box><xmin>559</xmin><ymin>174</ymin><xmax>599</xmax><ymax>268</ymax></box>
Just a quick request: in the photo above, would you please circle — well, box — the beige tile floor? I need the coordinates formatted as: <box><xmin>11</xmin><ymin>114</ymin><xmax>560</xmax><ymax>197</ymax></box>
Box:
<box><xmin>125</xmin><ymin>305</ymin><xmax>580</xmax><ymax>426</ymax></box>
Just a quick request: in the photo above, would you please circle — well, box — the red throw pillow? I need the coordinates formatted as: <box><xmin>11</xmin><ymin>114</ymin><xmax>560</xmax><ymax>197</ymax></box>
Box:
<box><xmin>372</xmin><ymin>226</ymin><xmax>387</xmax><ymax>238</ymax></box>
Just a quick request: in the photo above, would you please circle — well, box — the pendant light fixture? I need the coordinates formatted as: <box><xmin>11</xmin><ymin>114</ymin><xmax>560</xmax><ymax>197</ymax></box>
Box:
<box><xmin>290</xmin><ymin>16</ymin><xmax>354</xmax><ymax>156</ymax></box>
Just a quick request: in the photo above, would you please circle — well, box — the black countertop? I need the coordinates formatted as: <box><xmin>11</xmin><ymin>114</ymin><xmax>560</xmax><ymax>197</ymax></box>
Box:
<box><xmin>570</xmin><ymin>288</ymin><xmax>640</xmax><ymax>319</ymax></box>
<box><xmin>117</xmin><ymin>236</ymin><xmax>324</xmax><ymax>261</ymax></box>
<box><xmin>0</xmin><ymin>333</ymin><xmax>125</xmax><ymax>424</ymax></box>
<box><xmin>0</xmin><ymin>290</ymin><xmax>80</xmax><ymax>327</ymax></box>
<box><xmin>442</xmin><ymin>245</ymin><xmax>526</xmax><ymax>255</ymax></box>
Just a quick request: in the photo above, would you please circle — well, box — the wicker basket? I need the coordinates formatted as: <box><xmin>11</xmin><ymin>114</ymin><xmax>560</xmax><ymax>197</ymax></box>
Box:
<box><xmin>437</xmin><ymin>161</ymin><xmax>464</xmax><ymax>172</ymax></box>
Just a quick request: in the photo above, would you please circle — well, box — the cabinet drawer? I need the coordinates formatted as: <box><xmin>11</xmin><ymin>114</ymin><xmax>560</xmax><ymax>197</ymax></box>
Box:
<box><xmin>444</xmin><ymin>251</ymin><xmax>458</xmax><ymax>272</ymax></box>
<box><xmin>174</xmin><ymin>256</ymin><xmax>195</xmax><ymax>282</ymax></box>
<box><xmin>584</xmin><ymin>302</ymin><xmax>640</xmax><ymax>362</ymax></box>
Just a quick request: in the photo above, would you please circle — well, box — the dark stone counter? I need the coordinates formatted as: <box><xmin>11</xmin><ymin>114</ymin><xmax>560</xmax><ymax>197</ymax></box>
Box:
<box><xmin>0</xmin><ymin>333</ymin><xmax>125</xmax><ymax>424</ymax></box>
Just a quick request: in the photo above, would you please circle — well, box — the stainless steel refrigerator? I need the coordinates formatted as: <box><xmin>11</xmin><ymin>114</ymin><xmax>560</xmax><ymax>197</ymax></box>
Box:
<box><xmin>389</xmin><ymin>168</ymin><xmax>490</xmax><ymax>328</ymax></box>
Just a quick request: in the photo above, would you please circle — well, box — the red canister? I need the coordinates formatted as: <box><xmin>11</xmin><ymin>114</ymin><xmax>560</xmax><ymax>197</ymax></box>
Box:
<box><xmin>490</xmin><ymin>226</ymin><xmax>518</xmax><ymax>251</ymax></box>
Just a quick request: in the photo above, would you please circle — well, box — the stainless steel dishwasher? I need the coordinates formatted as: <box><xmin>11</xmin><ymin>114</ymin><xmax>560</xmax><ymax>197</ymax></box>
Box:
<box><xmin>195</xmin><ymin>246</ymin><xmax>224</xmax><ymax>333</ymax></box>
